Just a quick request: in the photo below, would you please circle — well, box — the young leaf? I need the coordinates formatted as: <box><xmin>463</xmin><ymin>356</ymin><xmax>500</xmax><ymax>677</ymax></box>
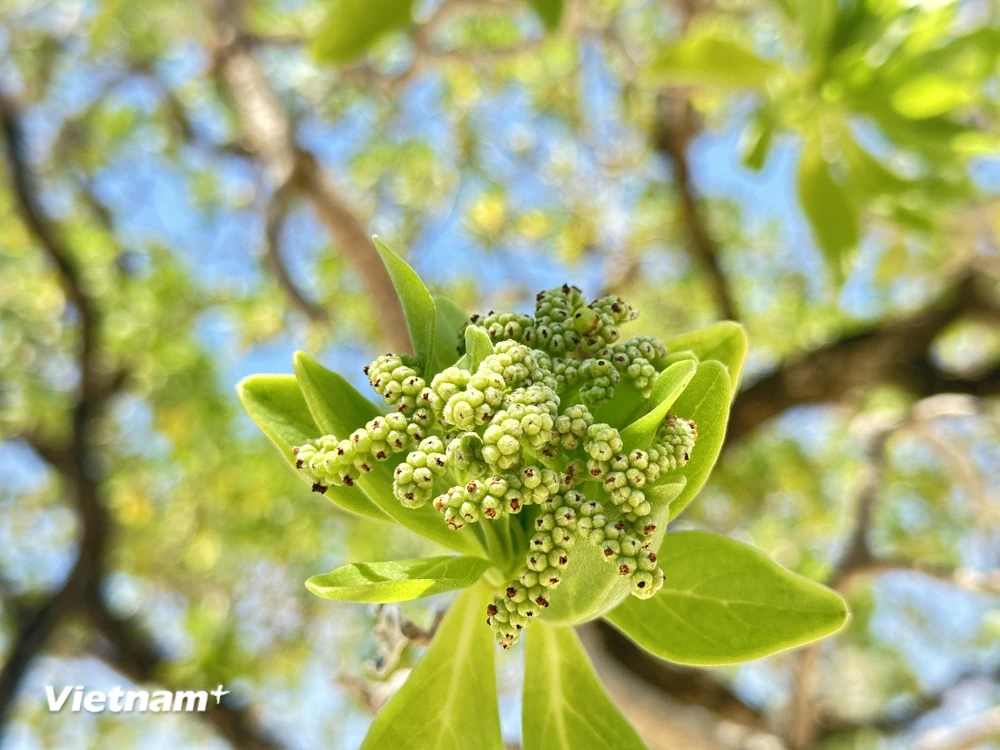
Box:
<box><xmin>464</xmin><ymin>325</ymin><xmax>495</xmax><ymax>372</ymax></box>
<box><xmin>604</xmin><ymin>531</ymin><xmax>849</xmax><ymax>665</ymax></box>
<box><xmin>664</xmin><ymin>321</ymin><xmax>747</xmax><ymax>398</ymax></box>
<box><xmin>306</xmin><ymin>556</ymin><xmax>492</xmax><ymax>603</ymax></box>
<box><xmin>621</xmin><ymin>359</ymin><xmax>697</xmax><ymax>450</ymax></box>
<box><xmin>646</xmin><ymin>31</ymin><xmax>779</xmax><ymax>90</ymax></box>
<box><xmin>361</xmin><ymin>585</ymin><xmax>503</xmax><ymax>750</ymax></box>
<box><xmin>798</xmin><ymin>134</ymin><xmax>858</xmax><ymax>284</ymax></box>
<box><xmin>292</xmin><ymin>351</ymin><xmax>381</xmax><ymax>436</ymax></box>
<box><xmin>312</xmin><ymin>0</ymin><xmax>415</xmax><ymax>64</ymax></box>
<box><xmin>667</xmin><ymin>361</ymin><xmax>731</xmax><ymax>521</ymax></box>
<box><xmin>432</xmin><ymin>295</ymin><xmax>470</xmax><ymax>374</ymax></box>
<box><xmin>293</xmin><ymin>352</ymin><xmax>485</xmax><ymax>556</ymax></box>
<box><xmin>237</xmin><ymin>375</ymin><xmax>388</xmax><ymax>521</ymax></box>
<box><xmin>372</xmin><ymin>236</ymin><xmax>437</xmax><ymax>369</ymax></box>
<box><xmin>237</xmin><ymin>374</ymin><xmax>320</xmax><ymax>465</ymax></box>
<box><xmin>523</xmin><ymin>623</ymin><xmax>646</xmax><ymax>750</ymax></box>
<box><xmin>526</xmin><ymin>0</ymin><xmax>564</xmax><ymax>31</ymax></box>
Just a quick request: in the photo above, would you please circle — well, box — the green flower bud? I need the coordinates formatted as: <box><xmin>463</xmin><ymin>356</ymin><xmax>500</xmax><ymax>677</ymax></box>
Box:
<box><xmin>578</xmin><ymin>358</ymin><xmax>620</xmax><ymax>404</ymax></box>
<box><xmin>630</xmin><ymin>571</ymin><xmax>655</xmax><ymax>598</ymax></box>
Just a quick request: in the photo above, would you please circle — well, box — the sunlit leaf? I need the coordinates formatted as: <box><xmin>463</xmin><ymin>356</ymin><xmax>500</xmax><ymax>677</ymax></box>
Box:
<box><xmin>373</xmin><ymin>236</ymin><xmax>437</xmax><ymax>369</ymax></box>
<box><xmin>523</xmin><ymin>623</ymin><xmax>646</xmax><ymax>750</ymax></box>
<box><xmin>312</xmin><ymin>0</ymin><xmax>415</xmax><ymax>63</ymax></box>
<box><xmin>663</xmin><ymin>322</ymin><xmax>747</xmax><ymax>398</ymax></box>
<box><xmin>361</xmin><ymin>585</ymin><xmax>503</xmax><ymax>750</ymax></box>
<box><xmin>526</xmin><ymin>0</ymin><xmax>564</xmax><ymax>31</ymax></box>
<box><xmin>647</xmin><ymin>31</ymin><xmax>779</xmax><ymax>89</ymax></box>
<box><xmin>621</xmin><ymin>359</ymin><xmax>697</xmax><ymax>449</ymax></box>
<box><xmin>605</xmin><ymin>531</ymin><xmax>849</xmax><ymax>665</ymax></box>
<box><xmin>798</xmin><ymin>134</ymin><xmax>858</xmax><ymax>283</ymax></box>
<box><xmin>667</xmin><ymin>361</ymin><xmax>731</xmax><ymax>521</ymax></box>
<box><xmin>236</xmin><ymin>374</ymin><xmax>388</xmax><ymax>520</ymax></box>
<box><xmin>306</xmin><ymin>556</ymin><xmax>492</xmax><ymax>603</ymax></box>
<box><xmin>465</xmin><ymin>325</ymin><xmax>495</xmax><ymax>372</ymax></box>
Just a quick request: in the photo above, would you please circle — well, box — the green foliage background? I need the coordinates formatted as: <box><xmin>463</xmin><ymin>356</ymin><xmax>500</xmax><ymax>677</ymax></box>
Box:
<box><xmin>0</xmin><ymin>0</ymin><xmax>998</xmax><ymax>748</ymax></box>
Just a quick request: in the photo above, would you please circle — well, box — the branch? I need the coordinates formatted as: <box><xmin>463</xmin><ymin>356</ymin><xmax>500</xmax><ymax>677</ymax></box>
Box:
<box><xmin>729</xmin><ymin>274</ymin><xmax>1000</xmax><ymax>442</ymax></box>
<box><xmin>264</xmin><ymin>186</ymin><xmax>329</xmax><ymax>323</ymax></box>
<box><xmin>787</xmin><ymin>396</ymin><xmax>998</xmax><ymax>749</ymax></box>
<box><xmin>86</xmin><ymin>595</ymin><xmax>282</xmax><ymax>750</ymax></box>
<box><xmin>207</xmin><ymin>0</ymin><xmax>410</xmax><ymax>352</ymax></box>
<box><xmin>652</xmin><ymin>91</ymin><xmax>738</xmax><ymax>321</ymax></box>
<box><xmin>912</xmin><ymin>705</ymin><xmax>1000</xmax><ymax>750</ymax></box>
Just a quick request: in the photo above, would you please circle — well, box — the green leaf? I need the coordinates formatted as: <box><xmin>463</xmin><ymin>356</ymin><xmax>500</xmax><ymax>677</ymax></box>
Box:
<box><xmin>667</xmin><ymin>361</ymin><xmax>731</xmax><ymax>521</ymax></box>
<box><xmin>664</xmin><ymin>322</ymin><xmax>747</xmax><ymax>398</ymax></box>
<box><xmin>524</xmin><ymin>623</ymin><xmax>646</xmax><ymax>750</ymax></box>
<box><xmin>526</xmin><ymin>0</ymin><xmax>564</xmax><ymax>31</ymax></box>
<box><xmin>890</xmin><ymin>73</ymin><xmax>976</xmax><ymax>120</ymax></box>
<box><xmin>739</xmin><ymin>109</ymin><xmax>775</xmax><ymax>171</ymax></box>
<box><xmin>604</xmin><ymin>531</ymin><xmax>849</xmax><ymax>665</ymax></box>
<box><xmin>306</xmin><ymin>556</ymin><xmax>492</xmax><ymax>603</ymax></box>
<box><xmin>292</xmin><ymin>352</ymin><xmax>485</xmax><ymax>556</ymax></box>
<box><xmin>373</xmin><ymin>236</ymin><xmax>436</xmax><ymax>369</ymax></box>
<box><xmin>464</xmin><ymin>325</ymin><xmax>495</xmax><ymax>372</ymax></box>
<box><xmin>798</xmin><ymin>134</ymin><xmax>858</xmax><ymax>283</ymax></box>
<box><xmin>621</xmin><ymin>360</ymin><xmax>697</xmax><ymax>450</ymax></box>
<box><xmin>361</xmin><ymin>585</ymin><xmax>503</xmax><ymax>750</ymax></box>
<box><xmin>237</xmin><ymin>375</ymin><xmax>389</xmax><ymax>521</ymax></box>
<box><xmin>312</xmin><ymin>0</ymin><xmax>415</xmax><ymax>64</ymax></box>
<box><xmin>646</xmin><ymin>31</ymin><xmax>779</xmax><ymax>90</ymax></box>
<box><xmin>292</xmin><ymin>351</ymin><xmax>382</xmax><ymax>436</ymax></box>
<box><xmin>431</xmin><ymin>295</ymin><xmax>470</xmax><ymax>374</ymax></box>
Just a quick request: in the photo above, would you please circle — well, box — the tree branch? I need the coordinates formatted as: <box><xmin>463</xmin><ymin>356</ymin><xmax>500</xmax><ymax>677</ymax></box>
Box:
<box><xmin>652</xmin><ymin>91</ymin><xmax>738</xmax><ymax>321</ymax></box>
<box><xmin>728</xmin><ymin>274</ymin><xmax>1000</xmax><ymax>442</ymax></box>
<box><xmin>0</xmin><ymin>91</ymin><xmax>286</xmax><ymax>750</ymax></box>
<box><xmin>86</xmin><ymin>596</ymin><xmax>281</xmax><ymax>750</ymax></box>
<box><xmin>264</xmin><ymin>186</ymin><xmax>329</xmax><ymax>323</ymax></box>
<box><xmin>206</xmin><ymin>0</ymin><xmax>410</xmax><ymax>352</ymax></box>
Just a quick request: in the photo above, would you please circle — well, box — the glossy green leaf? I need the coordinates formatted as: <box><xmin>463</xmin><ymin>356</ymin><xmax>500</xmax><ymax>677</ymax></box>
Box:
<box><xmin>667</xmin><ymin>361</ymin><xmax>731</xmax><ymax>521</ymax></box>
<box><xmin>312</xmin><ymin>0</ymin><xmax>415</xmax><ymax>63</ymax></box>
<box><xmin>605</xmin><ymin>531</ymin><xmax>849</xmax><ymax>665</ymax></box>
<box><xmin>292</xmin><ymin>352</ymin><xmax>484</xmax><ymax>556</ymax></box>
<box><xmin>798</xmin><ymin>135</ymin><xmax>858</xmax><ymax>283</ymax></box>
<box><xmin>526</xmin><ymin>0</ymin><xmax>564</xmax><ymax>31</ymax></box>
<box><xmin>236</xmin><ymin>374</ymin><xmax>388</xmax><ymax>521</ymax></box>
<box><xmin>464</xmin><ymin>325</ymin><xmax>495</xmax><ymax>372</ymax></box>
<box><xmin>621</xmin><ymin>360</ymin><xmax>697</xmax><ymax>450</ymax></box>
<box><xmin>664</xmin><ymin>321</ymin><xmax>747</xmax><ymax>398</ymax></box>
<box><xmin>361</xmin><ymin>585</ymin><xmax>503</xmax><ymax>750</ymax></box>
<box><xmin>647</xmin><ymin>31</ymin><xmax>779</xmax><ymax>89</ymax></box>
<box><xmin>432</xmin><ymin>295</ymin><xmax>470</xmax><ymax>374</ymax></box>
<box><xmin>524</xmin><ymin>623</ymin><xmax>646</xmax><ymax>750</ymax></box>
<box><xmin>373</xmin><ymin>236</ymin><xmax>437</xmax><ymax>369</ymax></box>
<box><xmin>306</xmin><ymin>556</ymin><xmax>492</xmax><ymax>603</ymax></box>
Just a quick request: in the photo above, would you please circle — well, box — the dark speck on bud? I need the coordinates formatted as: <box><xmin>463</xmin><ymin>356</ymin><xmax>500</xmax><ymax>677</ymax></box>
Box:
<box><xmin>312</xmin><ymin>483</ymin><xmax>327</xmax><ymax>494</ymax></box>
<box><xmin>506</xmin><ymin>587</ymin><xmax>517</xmax><ymax>598</ymax></box>
<box><xmin>292</xmin><ymin>446</ymin><xmax>300</xmax><ymax>455</ymax></box>
<box><xmin>486</xmin><ymin>604</ymin><xmax>498</xmax><ymax>616</ymax></box>
<box><xmin>296</xmin><ymin>459</ymin><xmax>304</xmax><ymax>469</ymax></box>
<box><xmin>618</xmin><ymin>564</ymin><xmax>630</xmax><ymax>576</ymax></box>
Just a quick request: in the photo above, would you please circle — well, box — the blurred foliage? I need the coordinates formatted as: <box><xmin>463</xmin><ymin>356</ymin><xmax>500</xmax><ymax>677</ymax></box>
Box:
<box><xmin>0</xmin><ymin>0</ymin><xmax>998</xmax><ymax>748</ymax></box>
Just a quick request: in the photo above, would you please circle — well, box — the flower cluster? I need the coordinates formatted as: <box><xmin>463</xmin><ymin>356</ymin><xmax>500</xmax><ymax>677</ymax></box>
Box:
<box><xmin>293</xmin><ymin>285</ymin><xmax>697</xmax><ymax>648</ymax></box>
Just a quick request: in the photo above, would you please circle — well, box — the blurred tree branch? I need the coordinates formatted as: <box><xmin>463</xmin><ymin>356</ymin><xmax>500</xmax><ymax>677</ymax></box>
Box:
<box><xmin>787</xmin><ymin>395</ymin><xmax>999</xmax><ymax>749</ymax></box>
<box><xmin>0</xmin><ymin>92</ymin><xmax>283</xmax><ymax>750</ymax></box>
<box><xmin>728</xmin><ymin>273</ymin><xmax>1000</xmax><ymax>442</ymax></box>
<box><xmin>206</xmin><ymin>0</ymin><xmax>410</xmax><ymax>350</ymax></box>
<box><xmin>651</xmin><ymin>0</ymin><xmax>738</xmax><ymax>322</ymax></box>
